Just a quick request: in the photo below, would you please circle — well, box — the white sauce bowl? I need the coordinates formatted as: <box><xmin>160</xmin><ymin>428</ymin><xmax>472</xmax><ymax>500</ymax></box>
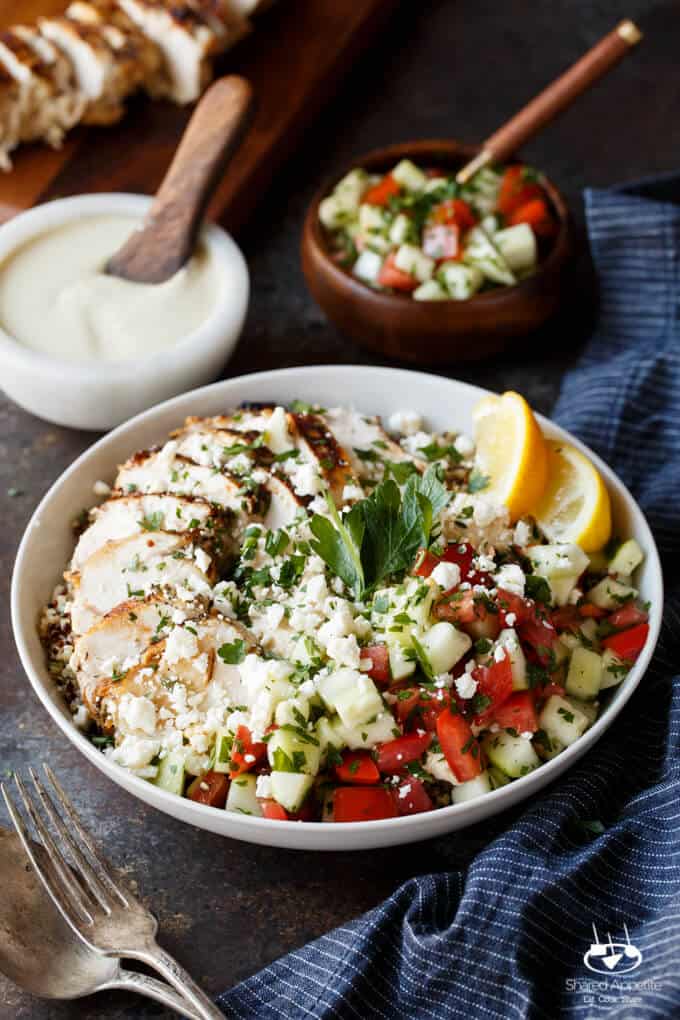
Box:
<box><xmin>0</xmin><ymin>193</ymin><xmax>249</xmax><ymax>430</ymax></box>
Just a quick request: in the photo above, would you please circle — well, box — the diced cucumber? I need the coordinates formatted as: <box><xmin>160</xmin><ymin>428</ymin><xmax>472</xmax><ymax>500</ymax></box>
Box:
<box><xmin>424</xmin><ymin>176</ymin><xmax>448</xmax><ymax>193</ymax></box>
<box><xmin>552</xmin><ymin>637</ymin><xmax>571</xmax><ymax>665</ymax></box>
<box><xmin>389</xmin><ymin>212</ymin><xmax>413</xmax><ymax>245</ymax></box>
<box><xmin>364</xmin><ymin>233</ymin><xmax>392</xmax><ymax>254</ymax></box>
<box><xmin>212</xmin><ymin>730</ymin><xmax>233</xmax><ymax>775</ymax></box>
<box><xmin>608</xmin><ymin>538</ymin><xmax>644</xmax><ymax>577</ymax></box>
<box><xmin>378</xmin><ymin>577</ymin><xmax>435</xmax><ymax>645</ymax></box>
<box><xmin>420</xmin><ymin>622</ymin><xmax>471</xmax><ymax>675</ymax></box>
<box><xmin>359</xmin><ymin>204</ymin><xmax>387</xmax><ymax>232</ymax></box>
<box><xmin>317</xmin><ymin>668</ymin><xmax>384</xmax><ymax>729</ymax></box>
<box><xmin>548</xmin><ymin>574</ymin><xmax>581</xmax><ymax>607</ymax></box>
<box><xmin>274</xmin><ymin>697</ymin><xmax>310</xmax><ymax>728</ymax></box>
<box><xmin>588</xmin><ymin>549</ymin><xmax>609</xmax><ymax>573</ymax></box>
<box><xmin>317</xmin><ymin>714</ymin><xmax>344</xmax><ymax>758</ymax></box>
<box><xmin>488</xmin><ymin>766</ymin><xmax>511</xmax><ymax>790</ymax></box>
<box><xmin>319</xmin><ymin>195</ymin><xmax>348</xmax><ymax>230</ymax></box>
<box><xmin>394</xmin><ymin>243</ymin><xmax>434</xmax><ymax>283</ymax></box>
<box><xmin>579</xmin><ymin>618</ymin><xmax>600</xmax><ymax>647</ymax></box>
<box><xmin>154</xmin><ymin>751</ymin><xmax>186</xmax><ymax>795</ymax></box>
<box><xmin>335</xmin><ymin>712</ymin><xmax>398</xmax><ymax>750</ymax></box>
<box><xmin>270</xmin><ymin>772</ymin><xmax>313</xmax><ymax>814</ymax></box>
<box><xmin>566</xmin><ymin>696</ymin><xmax>599</xmax><ymax>725</ymax></box>
<box><xmin>538</xmin><ymin>695</ymin><xmax>590</xmax><ymax>754</ymax></box>
<box><xmin>388</xmin><ymin>640</ymin><xmax>416</xmax><ymax>680</ymax></box>
<box><xmin>437</xmin><ymin>261</ymin><xmax>484</xmax><ymax>300</ymax></box>
<box><xmin>334</xmin><ymin>169</ymin><xmax>369</xmax><ymax>209</ymax></box>
<box><xmin>565</xmin><ymin>646</ymin><xmax>602</xmax><ymax>700</ymax></box>
<box><xmin>226</xmin><ymin>774</ymin><xmax>262</xmax><ymax>817</ymax></box>
<box><xmin>463</xmin><ymin>227</ymin><xmax>516</xmax><ymax>286</ymax></box>
<box><xmin>529</xmin><ymin>543</ymin><xmax>590</xmax><ymax>580</ymax></box>
<box><xmin>600</xmin><ymin>648</ymin><xmax>629</xmax><ymax>689</ymax></box>
<box><xmin>267</xmin><ymin>725</ymin><xmax>321</xmax><ymax>776</ymax></box>
<box><xmin>452</xmin><ymin>770</ymin><xmax>492</xmax><ymax>803</ymax></box>
<box><xmin>353</xmin><ymin>250</ymin><xmax>383</xmax><ymax>284</ymax></box>
<box><xmin>482</xmin><ymin>731</ymin><xmax>540</xmax><ymax>778</ymax></box>
<box><xmin>493</xmin><ymin>223</ymin><xmax>537</xmax><ymax>273</ymax></box>
<box><xmin>461</xmin><ymin>167</ymin><xmax>502</xmax><ymax>215</ymax></box>
<box><xmin>497</xmin><ymin>628</ymin><xmax>527</xmax><ymax>690</ymax></box>
<box><xmin>586</xmin><ymin>577</ymin><xmax>637</xmax><ymax>611</ymax></box>
<box><xmin>413</xmin><ymin>280</ymin><xmax>448</xmax><ymax>301</ymax></box>
<box><xmin>391</xmin><ymin>159</ymin><xmax>427</xmax><ymax>192</ymax></box>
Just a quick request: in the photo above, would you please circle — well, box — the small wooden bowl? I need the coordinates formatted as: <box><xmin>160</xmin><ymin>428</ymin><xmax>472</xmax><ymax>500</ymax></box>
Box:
<box><xmin>301</xmin><ymin>140</ymin><xmax>574</xmax><ymax>363</ymax></box>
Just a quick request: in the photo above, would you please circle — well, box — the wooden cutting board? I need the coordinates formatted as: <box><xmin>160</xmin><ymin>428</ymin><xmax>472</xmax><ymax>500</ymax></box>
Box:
<box><xmin>0</xmin><ymin>0</ymin><xmax>396</xmax><ymax>228</ymax></box>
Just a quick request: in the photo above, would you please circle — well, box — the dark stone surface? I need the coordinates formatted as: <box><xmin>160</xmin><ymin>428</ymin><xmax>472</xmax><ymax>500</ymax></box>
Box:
<box><xmin>1</xmin><ymin>1</ymin><xmax>679</xmax><ymax>1016</ymax></box>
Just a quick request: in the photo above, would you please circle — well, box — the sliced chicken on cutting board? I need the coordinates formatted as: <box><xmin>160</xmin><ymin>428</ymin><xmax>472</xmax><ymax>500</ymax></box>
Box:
<box><xmin>0</xmin><ymin>27</ymin><xmax>85</xmax><ymax>149</ymax></box>
<box><xmin>0</xmin><ymin>63</ymin><xmax>24</xmax><ymax>170</ymax></box>
<box><xmin>65</xmin><ymin>0</ymin><xmax>164</xmax><ymax>96</ymax></box>
<box><xmin>69</xmin><ymin>530</ymin><xmax>214</xmax><ymax>635</ymax></box>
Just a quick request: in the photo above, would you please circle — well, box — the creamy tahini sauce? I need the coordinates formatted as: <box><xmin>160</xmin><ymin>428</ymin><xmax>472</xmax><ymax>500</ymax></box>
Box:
<box><xmin>0</xmin><ymin>216</ymin><xmax>221</xmax><ymax>362</ymax></box>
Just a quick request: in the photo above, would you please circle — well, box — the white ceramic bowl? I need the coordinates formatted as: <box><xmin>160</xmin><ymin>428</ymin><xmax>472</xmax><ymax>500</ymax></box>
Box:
<box><xmin>12</xmin><ymin>366</ymin><xmax>663</xmax><ymax>851</ymax></box>
<box><xmin>0</xmin><ymin>193</ymin><xmax>249</xmax><ymax>430</ymax></box>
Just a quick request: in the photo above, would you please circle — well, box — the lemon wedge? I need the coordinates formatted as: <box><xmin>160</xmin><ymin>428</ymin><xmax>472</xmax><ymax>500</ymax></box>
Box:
<box><xmin>534</xmin><ymin>440</ymin><xmax>612</xmax><ymax>551</ymax></box>
<box><xmin>472</xmin><ymin>391</ymin><xmax>548</xmax><ymax>520</ymax></box>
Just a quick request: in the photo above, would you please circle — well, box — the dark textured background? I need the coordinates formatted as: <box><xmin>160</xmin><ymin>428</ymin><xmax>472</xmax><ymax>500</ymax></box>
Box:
<box><xmin>2</xmin><ymin>1</ymin><xmax>679</xmax><ymax>1016</ymax></box>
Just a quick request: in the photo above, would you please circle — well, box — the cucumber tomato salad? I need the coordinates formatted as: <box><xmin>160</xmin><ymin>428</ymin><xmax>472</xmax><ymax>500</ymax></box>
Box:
<box><xmin>319</xmin><ymin>159</ymin><xmax>557</xmax><ymax>300</ymax></box>
<box><xmin>41</xmin><ymin>395</ymin><xmax>650</xmax><ymax>824</ymax></box>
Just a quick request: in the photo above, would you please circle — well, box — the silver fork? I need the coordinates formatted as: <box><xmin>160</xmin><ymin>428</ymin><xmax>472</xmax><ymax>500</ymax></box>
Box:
<box><xmin>2</xmin><ymin>765</ymin><xmax>224</xmax><ymax>1020</ymax></box>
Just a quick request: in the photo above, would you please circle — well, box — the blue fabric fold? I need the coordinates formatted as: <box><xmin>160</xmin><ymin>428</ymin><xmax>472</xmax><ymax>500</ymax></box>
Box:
<box><xmin>219</xmin><ymin>178</ymin><xmax>680</xmax><ymax>1019</ymax></box>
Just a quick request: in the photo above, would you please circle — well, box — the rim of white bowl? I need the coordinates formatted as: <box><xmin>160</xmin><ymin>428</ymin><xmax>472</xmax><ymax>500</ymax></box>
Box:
<box><xmin>11</xmin><ymin>366</ymin><xmax>664</xmax><ymax>847</ymax></box>
<box><xmin>0</xmin><ymin>193</ymin><xmax>248</xmax><ymax>382</ymax></box>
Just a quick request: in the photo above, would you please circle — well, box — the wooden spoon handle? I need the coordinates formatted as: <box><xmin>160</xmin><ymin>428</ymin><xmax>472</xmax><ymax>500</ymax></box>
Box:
<box><xmin>107</xmin><ymin>75</ymin><xmax>254</xmax><ymax>283</ymax></box>
<box><xmin>457</xmin><ymin>19</ymin><xmax>642</xmax><ymax>183</ymax></box>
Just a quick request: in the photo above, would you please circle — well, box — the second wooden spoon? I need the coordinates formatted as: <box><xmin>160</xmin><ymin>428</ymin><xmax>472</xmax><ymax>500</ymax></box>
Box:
<box><xmin>106</xmin><ymin>75</ymin><xmax>254</xmax><ymax>285</ymax></box>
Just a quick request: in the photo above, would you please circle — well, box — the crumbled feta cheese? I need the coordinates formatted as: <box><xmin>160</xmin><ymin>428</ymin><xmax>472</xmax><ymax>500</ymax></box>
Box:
<box><xmin>494</xmin><ymin>563</ymin><xmax>525</xmax><ymax>596</ymax></box>
<box><xmin>505</xmin><ymin>612</ymin><xmax>517</xmax><ymax>627</ymax></box>
<box><xmin>454</xmin><ymin>434</ymin><xmax>475</xmax><ymax>457</ymax></box>
<box><xmin>398</xmin><ymin>783</ymin><xmax>412</xmax><ymax>799</ymax></box>
<box><xmin>424</xmin><ymin>751</ymin><xmax>459</xmax><ymax>785</ymax></box>
<box><xmin>256</xmin><ymin>774</ymin><xmax>273</xmax><ymax>799</ymax></box>
<box><xmin>92</xmin><ymin>479</ymin><xmax>111</xmax><ymax>496</ymax></box>
<box><xmin>194</xmin><ymin>547</ymin><xmax>212</xmax><ymax>575</ymax></box>
<box><xmin>306</xmin><ymin>574</ymin><xmax>328</xmax><ymax>606</ymax></box>
<box><xmin>513</xmin><ymin>520</ymin><xmax>531</xmax><ymax>547</ymax></box>
<box><xmin>108</xmin><ymin>734</ymin><xmax>160</xmax><ymax>770</ymax></box>
<box><xmin>433</xmin><ymin>673</ymin><xmax>452</xmax><ymax>689</ymax></box>
<box><xmin>388</xmin><ymin>410</ymin><xmax>423</xmax><ymax>436</ymax></box>
<box><xmin>291</xmin><ymin>462</ymin><xmax>323</xmax><ymax>497</ymax></box>
<box><xmin>164</xmin><ymin>626</ymin><xmax>199</xmax><ymax>665</ymax></box>
<box><xmin>493</xmin><ymin>644</ymin><xmax>507</xmax><ymax>663</ymax></box>
<box><xmin>342</xmin><ymin>483</ymin><xmax>364</xmax><ymax>502</ymax></box>
<box><xmin>118</xmin><ymin>694</ymin><xmax>157</xmax><ymax>736</ymax></box>
<box><xmin>568</xmin><ymin>587</ymin><xmax>583</xmax><ymax>605</ymax></box>
<box><xmin>326</xmin><ymin>634</ymin><xmax>361</xmax><ymax>669</ymax></box>
<box><xmin>455</xmin><ymin>672</ymin><xmax>478</xmax><ymax>699</ymax></box>
<box><xmin>431</xmin><ymin>561</ymin><xmax>461</xmax><ymax>591</ymax></box>
<box><xmin>402</xmin><ymin>430</ymin><xmax>435</xmax><ymax>457</ymax></box>
<box><xmin>72</xmin><ymin>704</ymin><xmax>90</xmax><ymax>730</ymax></box>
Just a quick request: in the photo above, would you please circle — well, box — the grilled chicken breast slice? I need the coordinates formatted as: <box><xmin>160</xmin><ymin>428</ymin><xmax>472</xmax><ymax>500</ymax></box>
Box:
<box><xmin>0</xmin><ymin>27</ymin><xmax>85</xmax><ymax>149</ymax></box>
<box><xmin>320</xmin><ymin>406</ymin><xmax>419</xmax><ymax>482</ymax></box>
<box><xmin>66</xmin><ymin>0</ymin><xmax>164</xmax><ymax>96</ymax></box>
<box><xmin>117</xmin><ymin>0</ymin><xmax>248</xmax><ymax>104</ymax></box>
<box><xmin>94</xmin><ymin>614</ymin><xmax>254</xmax><ymax>737</ymax></box>
<box><xmin>0</xmin><ymin>63</ymin><xmax>23</xmax><ymax>170</ymax></box>
<box><xmin>69</xmin><ymin>530</ymin><xmax>214</xmax><ymax>635</ymax></box>
<box><xmin>72</xmin><ymin>493</ymin><xmax>230</xmax><ymax>571</ymax></box>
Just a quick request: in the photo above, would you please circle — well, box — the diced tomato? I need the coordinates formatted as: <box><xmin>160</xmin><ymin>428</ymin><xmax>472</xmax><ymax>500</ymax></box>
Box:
<box><xmin>260</xmin><ymin>799</ymin><xmax>289</xmax><ymax>820</ymax></box>
<box><xmin>391</xmin><ymin>776</ymin><xmax>433</xmax><ymax>816</ymax></box>
<box><xmin>413</xmin><ymin>549</ymin><xmax>439</xmax><ymax>577</ymax></box>
<box><xmin>433</xmin><ymin>197</ymin><xmax>477</xmax><ymax>232</ymax></box>
<box><xmin>508</xmin><ymin>198</ymin><xmax>555</xmax><ymax>236</ymax></box>
<box><xmin>434</xmin><ymin>590</ymin><xmax>501</xmax><ymax>640</ymax></box>
<box><xmin>187</xmin><ymin>771</ymin><xmax>229</xmax><ymax>808</ymax></box>
<box><xmin>333</xmin><ymin>787</ymin><xmax>398</xmax><ymax>822</ymax></box>
<box><xmin>551</xmin><ymin>605</ymin><xmax>583</xmax><ymax>632</ymax></box>
<box><xmin>360</xmin><ymin>644</ymin><xmax>391</xmax><ymax>687</ymax></box>
<box><xmin>601</xmin><ymin>623</ymin><xmax>649</xmax><ymax>661</ymax></box>
<box><xmin>422</xmin><ymin>223</ymin><xmax>459</xmax><ymax>261</ymax></box>
<box><xmin>376</xmin><ymin>731</ymin><xmax>432</xmax><ymax>773</ymax></box>
<box><xmin>489</xmin><ymin>691</ymin><xmax>538</xmax><ymax>734</ymax></box>
<box><xmin>437</xmin><ymin>708</ymin><xmax>482</xmax><ymax>782</ymax></box>
<box><xmin>335</xmin><ymin>750</ymin><xmax>380</xmax><ymax>786</ymax></box>
<box><xmin>378</xmin><ymin>252</ymin><xmax>418</xmax><ymax>292</ymax></box>
<box><xmin>497</xmin><ymin>589</ymin><xmax>532</xmax><ymax>628</ymax></box>
<box><xmin>578</xmin><ymin>603</ymin><xmax>608</xmax><ymax>619</ymax></box>
<box><xmin>416</xmin><ymin>689</ymin><xmax>453</xmax><ymax>731</ymax></box>
<box><xmin>391</xmin><ymin>683</ymin><xmax>421</xmax><ymax>726</ymax></box>
<box><xmin>441</xmin><ymin>541</ymin><xmax>475</xmax><ymax>578</ymax></box>
<box><xmin>361</xmin><ymin>172</ymin><xmax>400</xmax><ymax>207</ymax></box>
<box><xmin>497</xmin><ymin>165</ymin><xmax>543</xmax><ymax>216</ymax></box>
<box><xmin>229</xmin><ymin>725</ymin><xmax>267</xmax><ymax>779</ymax></box>
<box><xmin>472</xmin><ymin>651</ymin><xmax>514</xmax><ymax>725</ymax></box>
<box><xmin>518</xmin><ymin>610</ymin><xmax>559</xmax><ymax>667</ymax></box>
<box><xmin>608</xmin><ymin>604</ymin><xmax>648</xmax><ymax>630</ymax></box>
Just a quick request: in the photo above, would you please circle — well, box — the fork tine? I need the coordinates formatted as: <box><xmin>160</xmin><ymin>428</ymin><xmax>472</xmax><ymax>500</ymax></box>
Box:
<box><xmin>1</xmin><ymin>780</ymin><xmax>93</xmax><ymax>927</ymax></box>
<box><xmin>28</xmin><ymin>767</ymin><xmax>115</xmax><ymax>914</ymax></box>
<box><xmin>43</xmin><ymin>764</ymin><xmax>129</xmax><ymax>907</ymax></box>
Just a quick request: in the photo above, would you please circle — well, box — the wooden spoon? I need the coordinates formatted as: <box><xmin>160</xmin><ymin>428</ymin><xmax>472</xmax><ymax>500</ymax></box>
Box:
<box><xmin>106</xmin><ymin>75</ymin><xmax>254</xmax><ymax>285</ymax></box>
<box><xmin>457</xmin><ymin>19</ymin><xmax>642</xmax><ymax>183</ymax></box>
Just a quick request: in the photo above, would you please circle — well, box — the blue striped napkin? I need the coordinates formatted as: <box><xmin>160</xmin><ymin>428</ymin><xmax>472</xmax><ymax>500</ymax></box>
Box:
<box><xmin>219</xmin><ymin>177</ymin><xmax>680</xmax><ymax>1019</ymax></box>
